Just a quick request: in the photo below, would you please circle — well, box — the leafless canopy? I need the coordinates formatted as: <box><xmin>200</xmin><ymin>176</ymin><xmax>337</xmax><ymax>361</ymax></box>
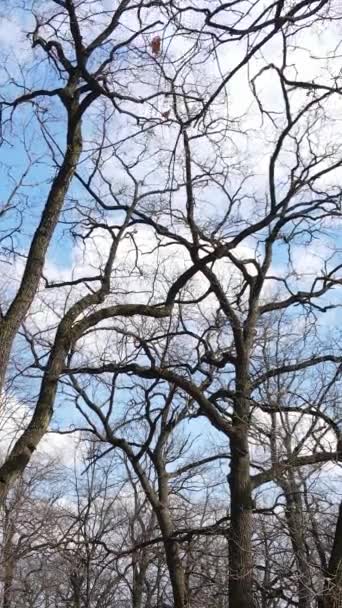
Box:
<box><xmin>0</xmin><ymin>1</ymin><xmax>341</xmax><ymax>607</ymax></box>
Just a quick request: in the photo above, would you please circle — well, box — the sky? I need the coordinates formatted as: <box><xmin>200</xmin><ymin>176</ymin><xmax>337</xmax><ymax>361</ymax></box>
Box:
<box><xmin>0</xmin><ymin>1</ymin><xmax>341</xmax><ymax>504</ymax></box>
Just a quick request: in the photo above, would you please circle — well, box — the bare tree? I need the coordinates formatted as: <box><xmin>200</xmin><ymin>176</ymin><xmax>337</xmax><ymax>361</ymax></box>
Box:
<box><xmin>0</xmin><ymin>2</ymin><xmax>341</xmax><ymax>607</ymax></box>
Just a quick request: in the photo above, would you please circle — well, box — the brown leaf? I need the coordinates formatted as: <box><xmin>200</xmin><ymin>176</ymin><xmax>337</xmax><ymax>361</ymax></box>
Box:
<box><xmin>151</xmin><ymin>36</ymin><xmax>161</xmax><ymax>56</ymax></box>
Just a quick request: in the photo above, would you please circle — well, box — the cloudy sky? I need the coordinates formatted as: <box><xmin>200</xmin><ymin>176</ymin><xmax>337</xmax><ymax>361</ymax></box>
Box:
<box><xmin>0</xmin><ymin>2</ymin><xmax>341</xmax><ymax>495</ymax></box>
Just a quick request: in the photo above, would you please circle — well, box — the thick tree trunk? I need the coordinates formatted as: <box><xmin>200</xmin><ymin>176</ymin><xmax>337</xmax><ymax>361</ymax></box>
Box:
<box><xmin>2</xmin><ymin>527</ymin><xmax>15</xmax><ymax>608</ymax></box>
<box><xmin>158</xmin><ymin>510</ymin><xmax>187</xmax><ymax>608</ymax></box>
<box><xmin>157</xmin><ymin>464</ymin><xmax>187</xmax><ymax>608</ymax></box>
<box><xmin>228</xmin><ymin>363</ymin><xmax>255</xmax><ymax>608</ymax></box>
<box><xmin>0</xmin><ymin>101</ymin><xmax>83</xmax><ymax>505</ymax></box>
<box><xmin>1</xmin><ymin>510</ymin><xmax>15</xmax><ymax>608</ymax></box>
<box><xmin>0</xmin><ymin>321</ymin><xmax>73</xmax><ymax>504</ymax></box>
<box><xmin>228</xmin><ymin>427</ymin><xmax>255</xmax><ymax>608</ymax></box>
<box><xmin>0</xmin><ymin>96</ymin><xmax>82</xmax><ymax>394</ymax></box>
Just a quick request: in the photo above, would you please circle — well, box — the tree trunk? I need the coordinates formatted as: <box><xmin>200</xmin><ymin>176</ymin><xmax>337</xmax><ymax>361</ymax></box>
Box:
<box><xmin>2</xmin><ymin>557</ymin><xmax>14</xmax><ymax>608</ymax></box>
<box><xmin>0</xmin><ymin>321</ymin><xmax>73</xmax><ymax>504</ymax></box>
<box><xmin>132</xmin><ymin>556</ymin><xmax>148</xmax><ymax>608</ymax></box>
<box><xmin>0</xmin><ymin>94</ymin><xmax>82</xmax><ymax>394</ymax></box>
<box><xmin>228</xmin><ymin>424</ymin><xmax>255</xmax><ymax>608</ymax></box>
<box><xmin>70</xmin><ymin>570</ymin><xmax>82</xmax><ymax>608</ymax></box>
<box><xmin>318</xmin><ymin>501</ymin><xmax>342</xmax><ymax>608</ymax></box>
<box><xmin>158</xmin><ymin>511</ymin><xmax>187</xmax><ymax>608</ymax></box>
<box><xmin>159</xmin><ymin>477</ymin><xmax>186</xmax><ymax>607</ymax></box>
<box><xmin>281</xmin><ymin>478</ymin><xmax>312</xmax><ymax>608</ymax></box>
<box><xmin>118</xmin><ymin>437</ymin><xmax>187</xmax><ymax>608</ymax></box>
<box><xmin>1</xmin><ymin>510</ymin><xmax>15</xmax><ymax>608</ymax></box>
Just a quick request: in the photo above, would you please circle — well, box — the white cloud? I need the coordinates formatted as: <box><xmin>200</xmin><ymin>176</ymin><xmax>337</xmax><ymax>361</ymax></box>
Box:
<box><xmin>0</xmin><ymin>392</ymin><xmax>81</xmax><ymax>468</ymax></box>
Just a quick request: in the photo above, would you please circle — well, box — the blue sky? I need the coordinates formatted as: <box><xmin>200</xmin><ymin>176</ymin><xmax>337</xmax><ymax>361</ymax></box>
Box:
<box><xmin>0</xmin><ymin>2</ymin><xmax>340</xmax><ymax>502</ymax></box>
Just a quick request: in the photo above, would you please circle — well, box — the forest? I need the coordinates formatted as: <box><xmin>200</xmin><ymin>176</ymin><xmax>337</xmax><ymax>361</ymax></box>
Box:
<box><xmin>0</xmin><ymin>1</ymin><xmax>341</xmax><ymax>607</ymax></box>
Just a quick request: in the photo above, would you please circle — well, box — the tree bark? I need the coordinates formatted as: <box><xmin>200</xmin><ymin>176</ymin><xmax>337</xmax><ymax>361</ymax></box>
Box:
<box><xmin>0</xmin><ymin>320</ymin><xmax>73</xmax><ymax>503</ymax></box>
<box><xmin>0</xmin><ymin>92</ymin><xmax>82</xmax><ymax>394</ymax></box>
<box><xmin>0</xmin><ymin>93</ymin><xmax>83</xmax><ymax>504</ymax></box>
<box><xmin>70</xmin><ymin>570</ymin><xmax>82</xmax><ymax>608</ymax></box>
<box><xmin>132</xmin><ymin>556</ymin><xmax>148</xmax><ymax>608</ymax></box>
<box><xmin>228</xmin><ymin>429</ymin><xmax>255</xmax><ymax>608</ymax></box>
<box><xmin>157</xmin><ymin>485</ymin><xmax>187</xmax><ymax>608</ymax></box>
<box><xmin>228</xmin><ymin>368</ymin><xmax>255</xmax><ymax>608</ymax></box>
<box><xmin>318</xmin><ymin>501</ymin><xmax>342</xmax><ymax>608</ymax></box>
<box><xmin>1</xmin><ymin>508</ymin><xmax>15</xmax><ymax>608</ymax></box>
<box><xmin>281</xmin><ymin>477</ymin><xmax>312</xmax><ymax>608</ymax></box>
